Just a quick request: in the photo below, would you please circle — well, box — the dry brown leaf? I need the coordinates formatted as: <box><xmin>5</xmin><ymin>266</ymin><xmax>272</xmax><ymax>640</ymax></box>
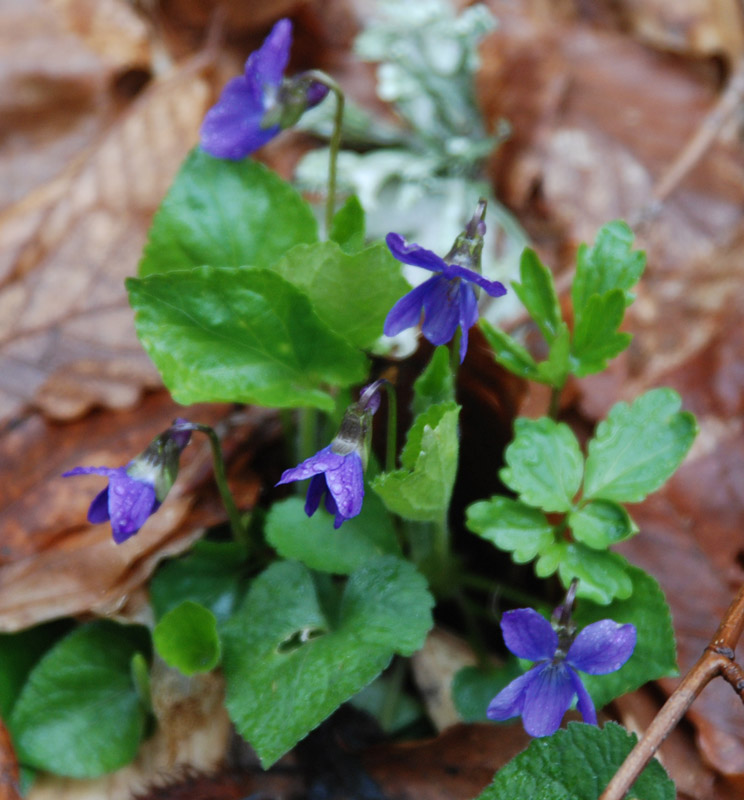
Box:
<box><xmin>0</xmin><ymin>47</ymin><xmax>213</xmax><ymax>425</ymax></box>
<box><xmin>0</xmin><ymin>715</ymin><xmax>21</xmax><ymax>800</ymax></box>
<box><xmin>0</xmin><ymin>394</ymin><xmax>274</xmax><ymax>632</ymax></box>
<box><xmin>615</xmin><ymin>0</ymin><xmax>744</xmax><ymax>63</ymax></box>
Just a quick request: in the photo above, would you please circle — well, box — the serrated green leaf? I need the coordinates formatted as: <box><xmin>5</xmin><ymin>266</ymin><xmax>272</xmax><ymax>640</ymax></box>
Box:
<box><xmin>372</xmin><ymin>402</ymin><xmax>460</xmax><ymax>521</ymax></box>
<box><xmin>568</xmin><ymin>500</ymin><xmax>636</xmax><ymax>550</ymax></box>
<box><xmin>412</xmin><ymin>346</ymin><xmax>455</xmax><ymax>416</ymax></box>
<box><xmin>139</xmin><ymin>148</ymin><xmax>317</xmax><ymax>276</ymax></box>
<box><xmin>534</xmin><ymin>323</ymin><xmax>571</xmax><ymax>387</ymax></box>
<box><xmin>9</xmin><ymin>621</ymin><xmax>150</xmax><ymax>778</ymax></box>
<box><xmin>512</xmin><ymin>248</ymin><xmax>562</xmax><ymax>342</ymax></box>
<box><xmin>466</xmin><ymin>497</ymin><xmax>554</xmax><ymax>563</ymax></box>
<box><xmin>571</xmin><ymin>289</ymin><xmax>631</xmax><ymax>377</ymax></box>
<box><xmin>535</xmin><ymin>543</ymin><xmax>633</xmax><ymax>604</ymax></box>
<box><xmin>127</xmin><ymin>267</ymin><xmax>368</xmax><ymax>411</ymax></box>
<box><xmin>273</xmin><ymin>241</ymin><xmax>409</xmax><ymax>350</ymax></box>
<box><xmin>153</xmin><ymin>601</ymin><xmax>221</xmax><ymax>676</ymax></box>
<box><xmin>571</xmin><ymin>220</ymin><xmax>646</xmax><ymax>319</ymax></box>
<box><xmin>574</xmin><ymin>565</ymin><xmax>678</xmax><ymax>710</ymax></box>
<box><xmin>221</xmin><ymin>557</ymin><xmax>434</xmax><ymax>767</ymax></box>
<box><xmin>149</xmin><ymin>540</ymin><xmax>249</xmax><ymax>623</ymax></box>
<box><xmin>265</xmin><ymin>493</ymin><xmax>401</xmax><ymax>574</ymax></box>
<box><xmin>584</xmin><ymin>388</ymin><xmax>697</xmax><ymax>503</ymax></box>
<box><xmin>477</xmin><ymin>722</ymin><xmax>674</xmax><ymax>800</ymax></box>
<box><xmin>479</xmin><ymin>320</ymin><xmax>540</xmax><ymax>381</ymax></box>
<box><xmin>500</xmin><ymin>417</ymin><xmax>583</xmax><ymax>512</ymax></box>
<box><xmin>329</xmin><ymin>195</ymin><xmax>366</xmax><ymax>253</ymax></box>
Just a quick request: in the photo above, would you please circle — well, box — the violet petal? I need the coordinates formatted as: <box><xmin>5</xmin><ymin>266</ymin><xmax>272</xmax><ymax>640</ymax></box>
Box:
<box><xmin>520</xmin><ymin>662</ymin><xmax>575</xmax><ymax>737</ymax></box>
<box><xmin>385</xmin><ymin>233</ymin><xmax>448</xmax><ymax>272</ymax></box>
<box><xmin>325</xmin><ymin>452</ymin><xmax>364</xmax><ymax>520</ymax></box>
<box><xmin>568</xmin><ymin>667</ymin><xmax>597</xmax><ymax>725</ymax></box>
<box><xmin>276</xmin><ymin>445</ymin><xmax>345</xmax><ymax>485</ymax></box>
<box><xmin>567</xmin><ymin>620</ymin><xmax>637</xmax><ymax>675</ymax></box>
<box><xmin>420</xmin><ymin>275</ymin><xmax>460</xmax><ymax>346</ymax></box>
<box><xmin>446</xmin><ymin>264</ymin><xmax>507</xmax><ymax>297</ymax></box>
<box><xmin>383</xmin><ymin>279</ymin><xmax>433</xmax><ymax>337</ymax></box>
<box><xmin>500</xmin><ymin>608</ymin><xmax>558</xmax><ymax>662</ymax></box>
<box><xmin>486</xmin><ymin>668</ymin><xmax>537</xmax><ymax>722</ymax></box>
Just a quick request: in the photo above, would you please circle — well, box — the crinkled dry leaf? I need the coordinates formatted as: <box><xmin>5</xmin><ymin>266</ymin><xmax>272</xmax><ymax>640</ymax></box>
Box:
<box><xmin>615</xmin><ymin>0</ymin><xmax>744</xmax><ymax>63</ymax></box>
<box><xmin>0</xmin><ymin>395</ymin><xmax>273</xmax><ymax>632</ymax></box>
<box><xmin>0</xmin><ymin>48</ymin><xmax>212</xmax><ymax>425</ymax></box>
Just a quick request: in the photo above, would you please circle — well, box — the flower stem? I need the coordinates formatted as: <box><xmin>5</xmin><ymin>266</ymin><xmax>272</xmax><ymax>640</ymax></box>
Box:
<box><xmin>379</xmin><ymin>657</ymin><xmax>407</xmax><ymax>733</ymax></box>
<box><xmin>173</xmin><ymin>422</ymin><xmax>248</xmax><ymax>548</ymax></box>
<box><xmin>383</xmin><ymin>381</ymin><xmax>398</xmax><ymax>473</ymax></box>
<box><xmin>548</xmin><ymin>384</ymin><xmax>562</xmax><ymax>419</ymax></box>
<box><xmin>303</xmin><ymin>70</ymin><xmax>345</xmax><ymax>235</ymax></box>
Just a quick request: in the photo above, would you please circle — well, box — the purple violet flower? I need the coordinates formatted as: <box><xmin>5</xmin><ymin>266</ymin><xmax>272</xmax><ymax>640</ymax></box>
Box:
<box><xmin>200</xmin><ymin>18</ymin><xmax>329</xmax><ymax>160</ymax></box>
<box><xmin>487</xmin><ymin>607</ymin><xmax>636</xmax><ymax>737</ymax></box>
<box><xmin>384</xmin><ymin>199</ymin><xmax>507</xmax><ymax>363</ymax></box>
<box><xmin>63</xmin><ymin>419</ymin><xmax>192</xmax><ymax>544</ymax></box>
<box><xmin>276</xmin><ymin>383</ymin><xmax>382</xmax><ymax>528</ymax></box>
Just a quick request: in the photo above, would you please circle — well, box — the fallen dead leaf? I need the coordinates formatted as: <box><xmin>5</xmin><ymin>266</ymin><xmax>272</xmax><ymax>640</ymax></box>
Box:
<box><xmin>0</xmin><ymin>43</ymin><xmax>213</xmax><ymax>425</ymax></box>
<box><xmin>0</xmin><ymin>394</ymin><xmax>276</xmax><ymax>632</ymax></box>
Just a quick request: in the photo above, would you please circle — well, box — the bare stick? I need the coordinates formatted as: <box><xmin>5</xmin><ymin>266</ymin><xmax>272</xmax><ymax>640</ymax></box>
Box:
<box><xmin>599</xmin><ymin>583</ymin><xmax>744</xmax><ymax>800</ymax></box>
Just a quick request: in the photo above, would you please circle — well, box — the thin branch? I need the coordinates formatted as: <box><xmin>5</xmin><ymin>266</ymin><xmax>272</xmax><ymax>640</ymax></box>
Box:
<box><xmin>599</xmin><ymin>583</ymin><xmax>744</xmax><ymax>800</ymax></box>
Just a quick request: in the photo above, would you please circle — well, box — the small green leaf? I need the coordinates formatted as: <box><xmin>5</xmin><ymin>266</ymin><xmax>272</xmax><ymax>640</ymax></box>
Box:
<box><xmin>568</xmin><ymin>500</ymin><xmax>636</xmax><ymax>550</ymax></box>
<box><xmin>221</xmin><ymin>557</ymin><xmax>434</xmax><ymax>767</ymax></box>
<box><xmin>512</xmin><ymin>248</ymin><xmax>562</xmax><ymax>343</ymax></box>
<box><xmin>127</xmin><ymin>267</ymin><xmax>368</xmax><ymax>411</ymax></box>
<box><xmin>265</xmin><ymin>493</ymin><xmax>401</xmax><ymax>574</ymax></box>
<box><xmin>329</xmin><ymin>195</ymin><xmax>366</xmax><ymax>253</ymax></box>
<box><xmin>571</xmin><ymin>289</ymin><xmax>631</xmax><ymax>377</ymax></box>
<box><xmin>571</xmin><ymin>220</ymin><xmax>646</xmax><ymax>319</ymax></box>
<box><xmin>372</xmin><ymin>402</ymin><xmax>460</xmax><ymax>521</ymax></box>
<box><xmin>139</xmin><ymin>148</ymin><xmax>317</xmax><ymax>276</ymax></box>
<box><xmin>534</xmin><ymin>323</ymin><xmax>571</xmax><ymax>387</ymax></box>
<box><xmin>500</xmin><ymin>417</ymin><xmax>583</xmax><ymax>513</ymax></box>
<box><xmin>350</xmin><ymin>674</ymin><xmax>423</xmax><ymax>733</ymax></box>
<box><xmin>149</xmin><ymin>540</ymin><xmax>249</xmax><ymax>623</ymax></box>
<box><xmin>535</xmin><ymin>543</ymin><xmax>633</xmax><ymax>604</ymax></box>
<box><xmin>10</xmin><ymin>621</ymin><xmax>150</xmax><ymax>778</ymax></box>
<box><xmin>466</xmin><ymin>497</ymin><xmax>554</xmax><ymax>563</ymax></box>
<box><xmin>273</xmin><ymin>241</ymin><xmax>409</xmax><ymax>350</ymax></box>
<box><xmin>479</xmin><ymin>320</ymin><xmax>540</xmax><ymax>381</ymax></box>
<box><xmin>575</xmin><ymin>565</ymin><xmax>678</xmax><ymax>710</ymax></box>
<box><xmin>452</xmin><ymin>660</ymin><xmax>524</xmax><ymax>723</ymax></box>
<box><xmin>153</xmin><ymin>601</ymin><xmax>221</xmax><ymax>676</ymax></box>
<box><xmin>477</xmin><ymin>722</ymin><xmax>674</xmax><ymax>800</ymax></box>
<box><xmin>412</xmin><ymin>346</ymin><xmax>455</xmax><ymax>416</ymax></box>
<box><xmin>584</xmin><ymin>388</ymin><xmax>697</xmax><ymax>503</ymax></box>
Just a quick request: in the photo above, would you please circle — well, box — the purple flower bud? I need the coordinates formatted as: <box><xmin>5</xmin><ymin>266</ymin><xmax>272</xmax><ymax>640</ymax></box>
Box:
<box><xmin>275</xmin><ymin>383</ymin><xmax>383</xmax><ymax>528</ymax></box>
<box><xmin>199</xmin><ymin>18</ymin><xmax>329</xmax><ymax>160</ymax></box>
<box><xmin>383</xmin><ymin>200</ymin><xmax>506</xmax><ymax>363</ymax></box>
<box><xmin>487</xmin><ymin>607</ymin><xmax>636</xmax><ymax>737</ymax></box>
<box><xmin>63</xmin><ymin>420</ymin><xmax>192</xmax><ymax>544</ymax></box>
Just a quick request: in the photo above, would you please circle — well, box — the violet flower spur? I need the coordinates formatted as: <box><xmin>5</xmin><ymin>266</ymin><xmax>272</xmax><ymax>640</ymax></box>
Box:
<box><xmin>383</xmin><ymin>199</ymin><xmax>507</xmax><ymax>363</ymax></box>
<box><xmin>486</xmin><ymin>607</ymin><xmax>636</xmax><ymax>737</ymax></box>
<box><xmin>276</xmin><ymin>382</ymin><xmax>382</xmax><ymax>529</ymax></box>
<box><xmin>63</xmin><ymin>419</ymin><xmax>191</xmax><ymax>544</ymax></box>
<box><xmin>200</xmin><ymin>18</ymin><xmax>329</xmax><ymax>160</ymax></box>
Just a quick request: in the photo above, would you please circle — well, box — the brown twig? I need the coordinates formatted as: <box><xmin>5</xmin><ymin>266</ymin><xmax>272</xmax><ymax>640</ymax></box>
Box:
<box><xmin>599</xmin><ymin>583</ymin><xmax>744</xmax><ymax>800</ymax></box>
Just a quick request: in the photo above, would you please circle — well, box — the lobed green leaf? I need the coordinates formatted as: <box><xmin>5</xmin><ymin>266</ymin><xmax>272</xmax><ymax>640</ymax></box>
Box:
<box><xmin>571</xmin><ymin>289</ymin><xmax>631</xmax><ymax>377</ymax></box>
<box><xmin>466</xmin><ymin>497</ymin><xmax>554</xmax><ymax>563</ymax></box>
<box><xmin>500</xmin><ymin>417</ymin><xmax>583</xmax><ymax>513</ymax></box>
<box><xmin>568</xmin><ymin>500</ymin><xmax>637</xmax><ymax>550</ymax></box>
<box><xmin>512</xmin><ymin>248</ymin><xmax>562</xmax><ymax>343</ymax></box>
<box><xmin>329</xmin><ymin>195</ymin><xmax>366</xmax><ymax>253</ymax></box>
<box><xmin>583</xmin><ymin>388</ymin><xmax>697</xmax><ymax>503</ymax></box>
